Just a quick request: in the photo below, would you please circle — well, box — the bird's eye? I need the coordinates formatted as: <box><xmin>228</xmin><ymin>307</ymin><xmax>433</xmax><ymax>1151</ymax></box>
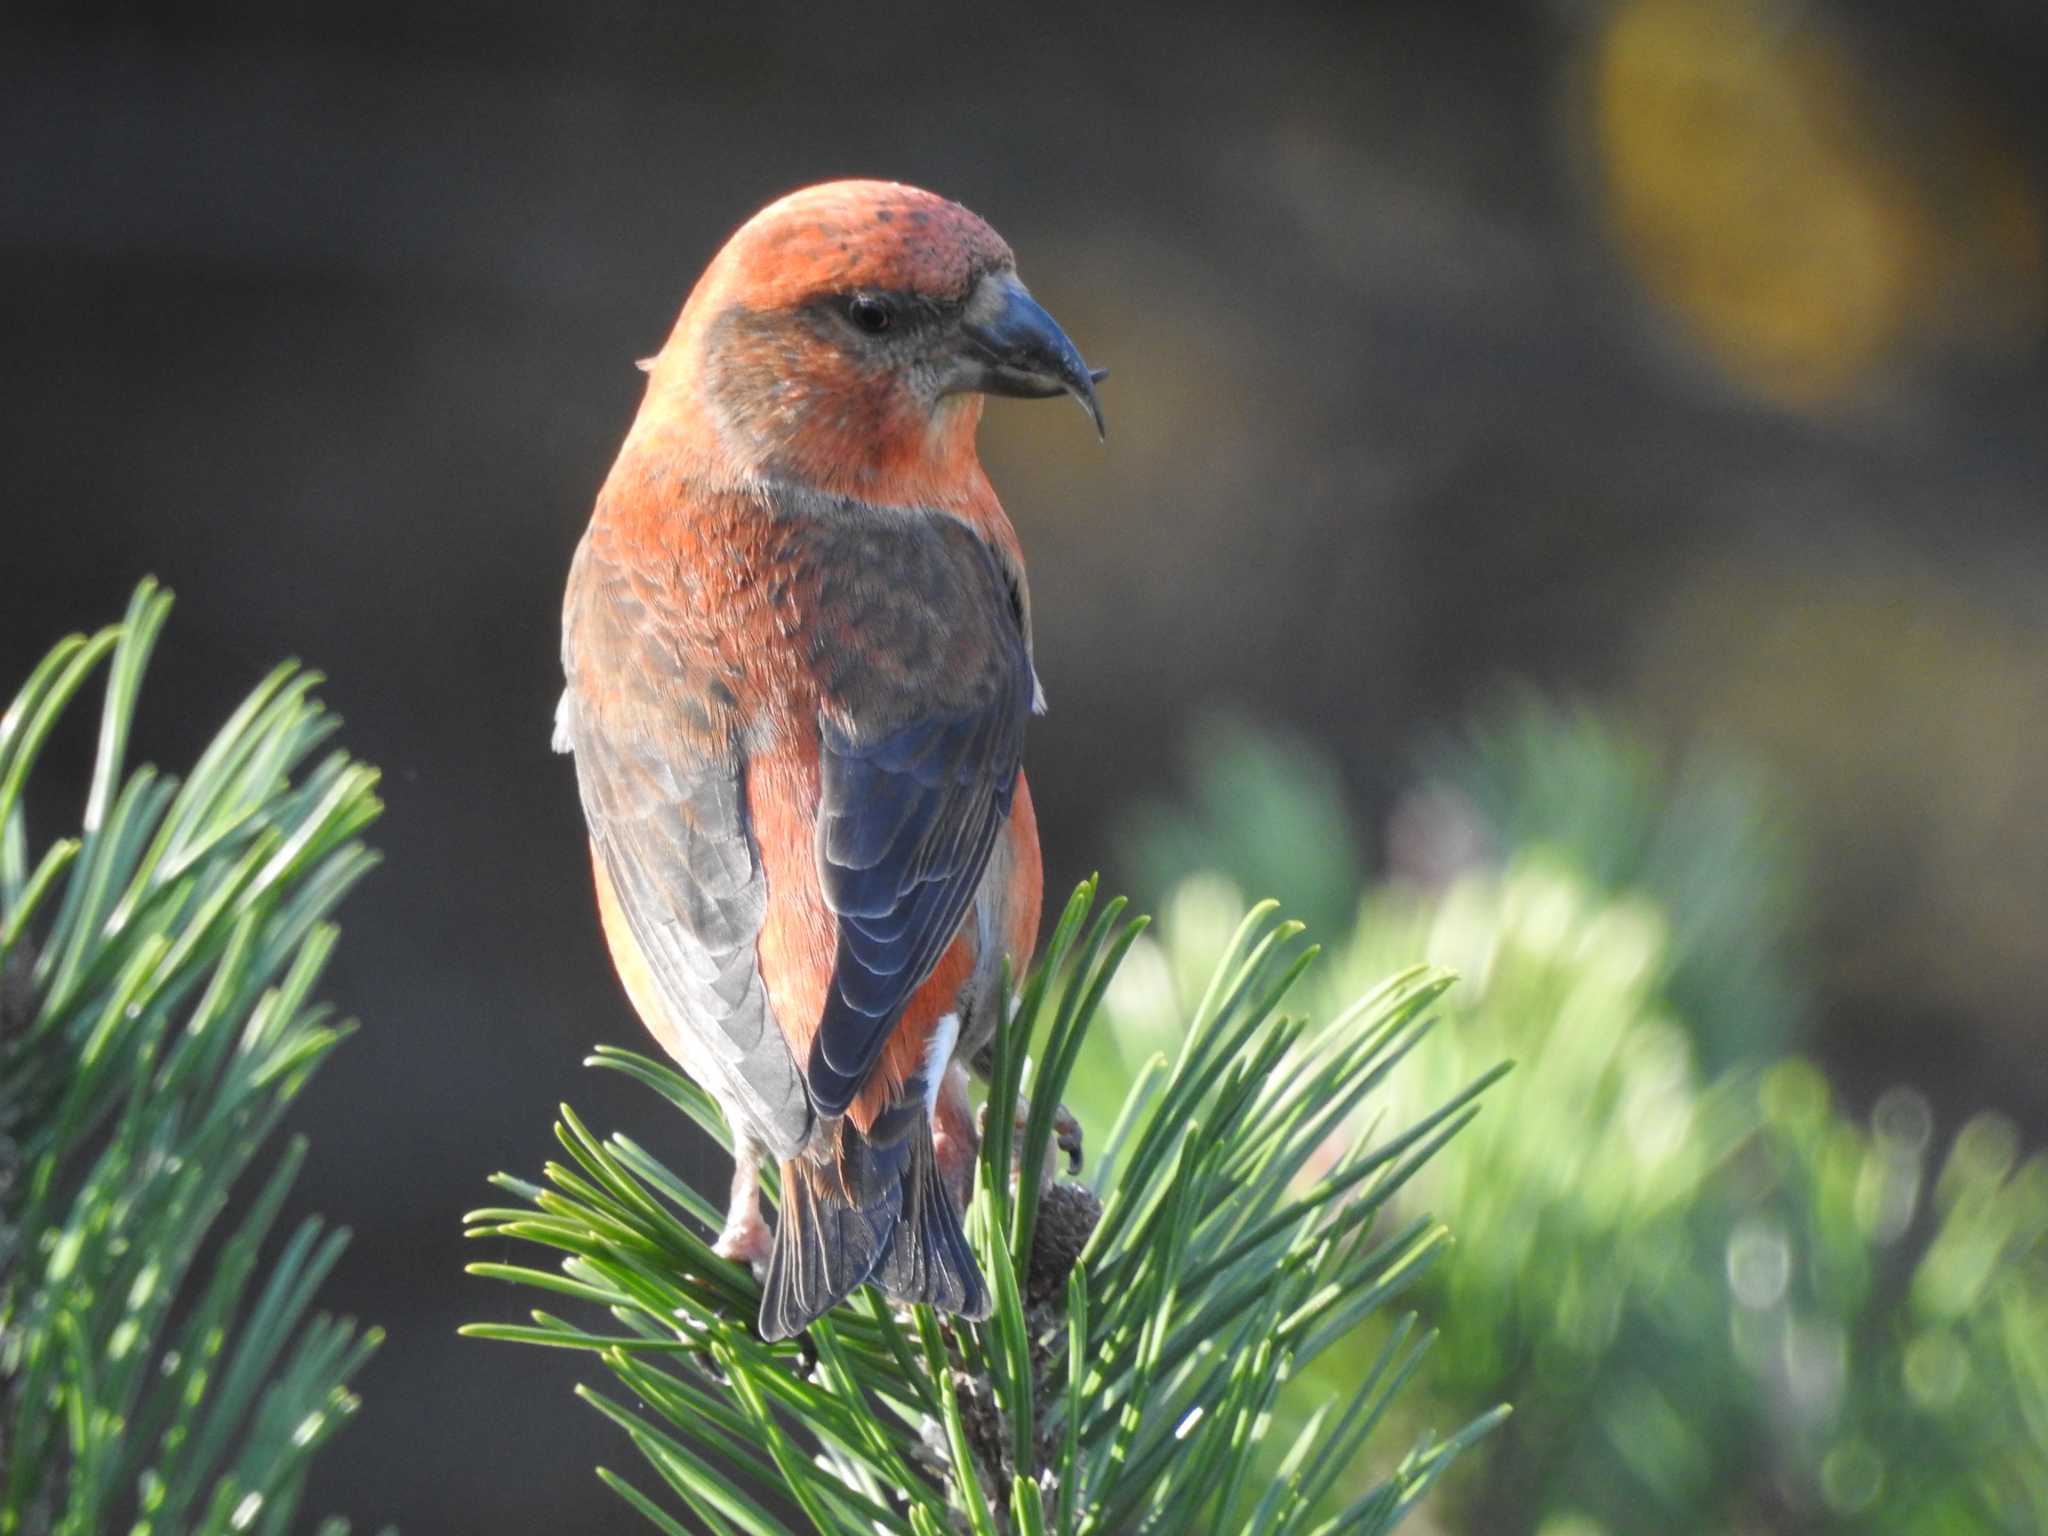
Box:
<box><xmin>847</xmin><ymin>295</ymin><xmax>894</xmax><ymax>335</ymax></box>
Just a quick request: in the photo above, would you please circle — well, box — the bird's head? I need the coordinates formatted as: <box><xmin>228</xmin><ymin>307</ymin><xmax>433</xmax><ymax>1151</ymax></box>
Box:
<box><xmin>639</xmin><ymin>180</ymin><xmax>1103</xmax><ymax>504</ymax></box>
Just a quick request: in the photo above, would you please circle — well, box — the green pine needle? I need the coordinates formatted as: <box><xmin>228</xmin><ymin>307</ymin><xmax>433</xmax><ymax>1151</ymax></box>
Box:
<box><xmin>0</xmin><ymin>581</ymin><xmax>384</xmax><ymax>1536</ymax></box>
<box><xmin>467</xmin><ymin>877</ymin><xmax>1506</xmax><ymax>1533</ymax></box>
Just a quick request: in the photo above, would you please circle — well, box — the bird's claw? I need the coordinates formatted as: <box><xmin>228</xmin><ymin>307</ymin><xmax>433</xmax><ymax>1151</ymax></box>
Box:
<box><xmin>977</xmin><ymin>1094</ymin><xmax>1085</xmax><ymax>1184</ymax></box>
<box><xmin>713</xmin><ymin>1209</ymin><xmax>774</xmax><ymax>1278</ymax></box>
<box><xmin>715</xmin><ymin>1146</ymin><xmax>774</xmax><ymax>1278</ymax></box>
<box><xmin>1050</xmin><ymin>1104</ymin><xmax>1084</xmax><ymax>1176</ymax></box>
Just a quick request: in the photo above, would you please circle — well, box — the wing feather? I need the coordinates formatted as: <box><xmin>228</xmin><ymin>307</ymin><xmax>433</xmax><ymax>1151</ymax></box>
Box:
<box><xmin>561</xmin><ymin>533</ymin><xmax>813</xmax><ymax>1159</ymax></box>
<box><xmin>804</xmin><ymin>517</ymin><xmax>1033</xmax><ymax>1116</ymax></box>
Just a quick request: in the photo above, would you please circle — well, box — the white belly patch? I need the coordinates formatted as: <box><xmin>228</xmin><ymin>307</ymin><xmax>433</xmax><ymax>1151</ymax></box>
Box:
<box><xmin>922</xmin><ymin>1012</ymin><xmax>962</xmax><ymax>1118</ymax></box>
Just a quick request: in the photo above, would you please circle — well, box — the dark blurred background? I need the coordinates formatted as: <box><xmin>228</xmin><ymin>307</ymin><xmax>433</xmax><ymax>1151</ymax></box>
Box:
<box><xmin>4</xmin><ymin>1</ymin><xmax>2045</xmax><ymax>1527</ymax></box>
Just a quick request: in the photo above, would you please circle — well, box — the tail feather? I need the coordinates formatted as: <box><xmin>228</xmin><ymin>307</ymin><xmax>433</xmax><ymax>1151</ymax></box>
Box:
<box><xmin>875</xmin><ymin>1118</ymin><xmax>988</xmax><ymax>1321</ymax></box>
<box><xmin>757</xmin><ymin>1110</ymin><xmax>987</xmax><ymax>1340</ymax></box>
<box><xmin>760</xmin><ymin>1134</ymin><xmax>897</xmax><ymax>1342</ymax></box>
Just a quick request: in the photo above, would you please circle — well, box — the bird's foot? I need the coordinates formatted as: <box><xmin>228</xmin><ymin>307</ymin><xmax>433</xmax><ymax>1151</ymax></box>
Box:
<box><xmin>713</xmin><ymin>1144</ymin><xmax>774</xmax><ymax>1278</ymax></box>
<box><xmin>713</xmin><ymin>1207</ymin><xmax>774</xmax><ymax>1277</ymax></box>
<box><xmin>1044</xmin><ymin>1102</ymin><xmax>1084</xmax><ymax>1176</ymax></box>
<box><xmin>977</xmin><ymin>1095</ymin><xmax>1085</xmax><ymax>1188</ymax></box>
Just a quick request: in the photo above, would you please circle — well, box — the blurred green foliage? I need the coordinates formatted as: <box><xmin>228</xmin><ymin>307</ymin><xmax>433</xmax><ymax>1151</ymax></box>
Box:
<box><xmin>0</xmin><ymin>585</ymin><xmax>385</xmax><ymax>1536</ymax></box>
<box><xmin>1103</xmin><ymin>701</ymin><xmax>2048</xmax><ymax>1534</ymax></box>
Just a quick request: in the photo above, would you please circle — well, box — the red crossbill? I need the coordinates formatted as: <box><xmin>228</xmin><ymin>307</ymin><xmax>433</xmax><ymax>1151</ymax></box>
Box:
<box><xmin>557</xmin><ymin>180</ymin><xmax>1102</xmax><ymax>1340</ymax></box>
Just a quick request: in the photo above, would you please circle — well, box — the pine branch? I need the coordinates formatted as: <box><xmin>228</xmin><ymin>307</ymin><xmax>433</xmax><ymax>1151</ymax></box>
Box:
<box><xmin>0</xmin><ymin>581</ymin><xmax>386</xmax><ymax>1536</ymax></box>
<box><xmin>466</xmin><ymin>881</ymin><xmax>1507</xmax><ymax>1533</ymax></box>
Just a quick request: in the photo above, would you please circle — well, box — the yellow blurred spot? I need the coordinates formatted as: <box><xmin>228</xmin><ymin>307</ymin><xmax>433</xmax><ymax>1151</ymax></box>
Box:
<box><xmin>1589</xmin><ymin>0</ymin><xmax>2044</xmax><ymax>406</ymax></box>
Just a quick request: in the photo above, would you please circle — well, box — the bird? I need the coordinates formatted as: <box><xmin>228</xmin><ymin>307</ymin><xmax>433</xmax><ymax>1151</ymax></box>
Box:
<box><xmin>555</xmin><ymin>180</ymin><xmax>1103</xmax><ymax>1341</ymax></box>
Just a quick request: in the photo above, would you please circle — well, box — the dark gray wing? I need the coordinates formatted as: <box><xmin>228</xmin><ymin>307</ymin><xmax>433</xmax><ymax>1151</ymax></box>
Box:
<box><xmin>802</xmin><ymin>511</ymin><xmax>1033</xmax><ymax>1118</ymax></box>
<box><xmin>560</xmin><ymin>531</ymin><xmax>812</xmax><ymax>1158</ymax></box>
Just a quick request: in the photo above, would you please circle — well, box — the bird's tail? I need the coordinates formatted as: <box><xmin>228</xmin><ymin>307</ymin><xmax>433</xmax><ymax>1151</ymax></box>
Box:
<box><xmin>759</xmin><ymin>1110</ymin><xmax>987</xmax><ymax>1341</ymax></box>
<box><xmin>873</xmin><ymin>1114</ymin><xmax>987</xmax><ymax>1321</ymax></box>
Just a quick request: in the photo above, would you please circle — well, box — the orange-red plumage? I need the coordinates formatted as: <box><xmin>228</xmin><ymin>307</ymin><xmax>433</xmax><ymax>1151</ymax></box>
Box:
<box><xmin>558</xmin><ymin>180</ymin><xmax>1100</xmax><ymax>1339</ymax></box>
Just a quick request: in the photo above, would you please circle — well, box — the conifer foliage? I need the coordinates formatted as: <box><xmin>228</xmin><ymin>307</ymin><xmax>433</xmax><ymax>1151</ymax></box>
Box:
<box><xmin>467</xmin><ymin>883</ymin><xmax>1507</xmax><ymax>1534</ymax></box>
<box><xmin>0</xmin><ymin>583</ymin><xmax>384</xmax><ymax>1536</ymax></box>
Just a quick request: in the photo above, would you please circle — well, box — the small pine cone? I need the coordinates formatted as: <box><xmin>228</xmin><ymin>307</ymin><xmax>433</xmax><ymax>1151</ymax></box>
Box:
<box><xmin>1025</xmin><ymin>1179</ymin><xmax>1101</xmax><ymax>1310</ymax></box>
